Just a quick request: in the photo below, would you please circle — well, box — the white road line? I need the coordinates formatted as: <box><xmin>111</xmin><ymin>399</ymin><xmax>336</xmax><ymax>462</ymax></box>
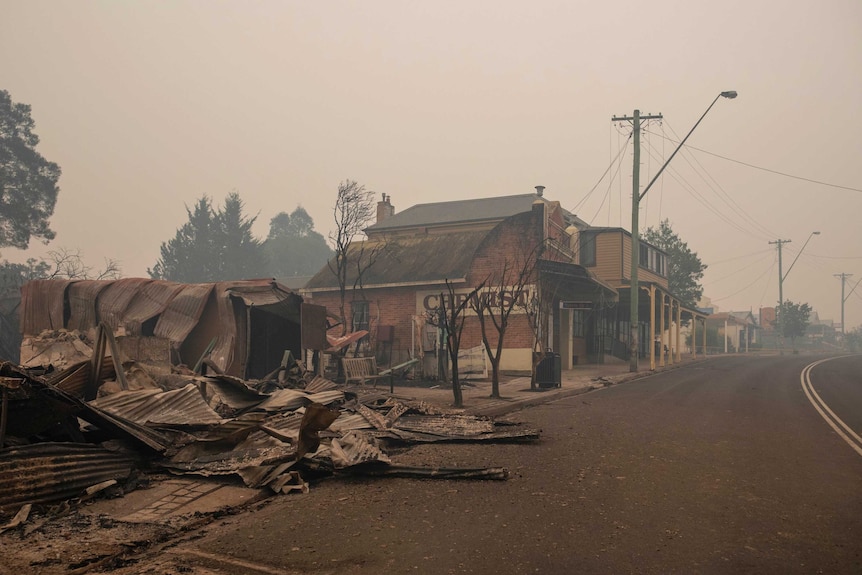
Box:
<box><xmin>800</xmin><ymin>356</ymin><xmax>862</xmax><ymax>457</ymax></box>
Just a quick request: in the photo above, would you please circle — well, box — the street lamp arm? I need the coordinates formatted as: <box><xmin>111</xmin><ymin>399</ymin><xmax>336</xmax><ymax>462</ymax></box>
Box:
<box><xmin>638</xmin><ymin>91</ymin><xmax>735</xmax><ymax>202</ymax></box>
<box><xmin>782</xmin><ymin>231</ymin><xmax>820</xmax><ymax>282</ymax></box>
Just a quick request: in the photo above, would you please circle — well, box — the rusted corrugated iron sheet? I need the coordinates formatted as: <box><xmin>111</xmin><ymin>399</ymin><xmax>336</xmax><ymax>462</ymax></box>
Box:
<box><xmin>83</xmin><ymin>403</ymin><xmax>172</xmax><ymax>452</ymax></box>
<box><xmin>225</xmin><ymin>281</ymin><xmax>297</xmax><ymax>311</ymax></box>
<box><xmin>122</xmin><ymin>280</ymin><xmax>185</xmax><ymax>334</ymax></box>
<box><xmin>97</xmin><ymin>278</ymin><xmax>152</xmax><ymax>331</ymax></box>
<box><xmin>301</xmin><ymin>303</ymin><xmax>327</xmax><ymax>350</ymax></box>
<box><xmin>305</xmin><ymin>375</ymin><xmax>338</xmax><ymax>393</ymax></box>
<box><xmin>204</xmin><ymin>280</ymin><xmax>292</xmax><ymax>376</ymax></box>
<box><xmin>42</xmin><ymin>358</ymin><xmax>116</xmax><ymax>398</ymax></box>
<box><xmin>153</xmin><ymin>283</ymin><xmax>214</xmax><ymax>344</ymax></box>
<box><xmin>253</xmin><ymin>389</ymin><xmax>313</xmax><ymax>412</ymax></box>
<box><xmin>329</xmin><ymin>431</ymin><xmax>391</xmax><ymax>468</ymax></box>
<box><xmin>386</xmin><ymin>415</ymin><xmax>540</xmax><ymax>443</ymax></box>
<box><xmin>208</xmin><ymin>283</ymin><xmax>241</xmax><ymax>375</ymax></box>
<box><xmin>329</xmin><ymin>412</ymin><xmax>375</xmax><ymax>432</ymax></box>
<box><xmin>20</xmin><ymin>280</ymin><xmax>72</xmax><ymax>335</ymax></box>
<box><xmin>0</xmin><ymin>442</ymin><xmax>134</xmax><ymax>511</ymax></box>
<box><xmin>88</xmin><ymin>384</ymin><xmax>224</xmax><ymax>426</ymax></box>
<box><xmin>252</xmin><ymin>389</ymin><xmax>345</xmax><ymax>413</ymax></box>
<box><xmin>20</xmin><ymin>278</ymin><xmax>307</xmax><ymax>381</ymax></box>
<box><xmin>162</xmin><ymin>434</ymin><xmax>295</xmax><ymax>477</ymax></box>
<box><xmin>66</xmin><ymin>281</ymin><xmax>112</xmax><ymax>332</ymax></box>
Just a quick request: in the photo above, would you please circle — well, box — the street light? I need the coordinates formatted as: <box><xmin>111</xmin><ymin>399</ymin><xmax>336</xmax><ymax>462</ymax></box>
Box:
<box><xmin>627</xmin><ymin>91</ymin><xmax>737</xmax><ymax>372</ymax></box>
<box><xmin>782</xmin><ymin>231</ymin><xmax>820</xmax><ymax>283</ymax></box>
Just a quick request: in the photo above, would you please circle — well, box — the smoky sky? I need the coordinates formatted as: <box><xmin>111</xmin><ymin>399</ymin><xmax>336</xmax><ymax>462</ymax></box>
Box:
<box><xmin>2</xmin><ymin>0</ymin><xmax>861</xmax><ymax>328</ymax></box>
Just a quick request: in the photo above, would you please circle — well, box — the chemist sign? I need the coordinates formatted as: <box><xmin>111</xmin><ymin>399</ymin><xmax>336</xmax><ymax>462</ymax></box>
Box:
<box><xmin>416</xmin><ymin>285</ymin><xmax>536</xmax><ymax>316</ymax></box>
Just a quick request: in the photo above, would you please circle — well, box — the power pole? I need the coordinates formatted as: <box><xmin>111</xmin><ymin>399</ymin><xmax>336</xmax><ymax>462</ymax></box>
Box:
<box><xmin>769</xmin><ymin>239</ymin><xmax>791</xmax><ymax>353</ymax></box>
<box><xmin>834</xmin><ymin>273</ymin><xmax>854</xmax><ymax>338</ymax></box>
<box><xmin>612</xmin><ymin>110</ymin><xmax>662</xmax><ymax>372</ymax></box>
<box><xmin>612</xmin><ymin>92</ymin><xmax>736</xmax><ymax>372</ymax></box>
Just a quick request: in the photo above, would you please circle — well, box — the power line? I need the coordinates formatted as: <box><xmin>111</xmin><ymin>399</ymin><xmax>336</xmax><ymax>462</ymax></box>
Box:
<box><xmin>640</xmin><ymin>141</ymin><xmax>769</xmax><ymax>240</ymax></box>
<box><xmin>704</xmin><ymin>250</ymin><xmax>775</xmax><ymax>285</ymax></box>
<box><xmin>711</xmin><ymin>258</ymin><xmax>776</xmax><ymax>302</ymax></box>
<box><xmin>708</xmin><ymin>247</ymin><xmax>773</xmax><ymax>266</ymax></box>
<box><xmin>655</xmin><ymin>121</ymin><xmax>780</xmax><ymax>239</ymax></box>
<box><xmin>571</xmin><ymin>133</ymin><xmax>632</xmax><ymax>215</ymax></box>
<box><xmin>802</xmin><ymin>252</ymin><xmax>862</xmax><ymax>261</ymax></box>
<box><xmin>650</xmin><ymin>135</ymin><xmax>862</xmax><ymax>193</ymax></box>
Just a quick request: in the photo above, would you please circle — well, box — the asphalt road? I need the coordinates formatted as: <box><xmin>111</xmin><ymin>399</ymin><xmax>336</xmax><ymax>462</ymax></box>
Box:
<box><xmin>152</xmin><ymin>354</ymin><xmax>862</xmax><ymax>575</ymax></box>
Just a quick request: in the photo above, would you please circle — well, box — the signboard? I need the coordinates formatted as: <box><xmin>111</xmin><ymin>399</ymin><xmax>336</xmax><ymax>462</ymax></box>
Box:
<box><xmin>416</xmin><ymin>285</ymin><xmax>536</xmax><ymax>316</ymax></box>
<box><xmin>560</xmin><ymin>301</ymin><xmax>592</xmax><ymax>310</ymax></box>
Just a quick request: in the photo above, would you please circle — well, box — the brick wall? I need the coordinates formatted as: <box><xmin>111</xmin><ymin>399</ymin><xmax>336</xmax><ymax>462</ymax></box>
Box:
<box><xmin>305</xmin><ymin>211</ymin><xmax>547</xmax><ymax>370</ymax></box>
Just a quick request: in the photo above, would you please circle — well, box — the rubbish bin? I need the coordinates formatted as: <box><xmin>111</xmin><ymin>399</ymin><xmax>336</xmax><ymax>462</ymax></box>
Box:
<box><xmin>536</xmin><ymin>353</ymin><xmax>561</xmax><ymax>388</ymax></box>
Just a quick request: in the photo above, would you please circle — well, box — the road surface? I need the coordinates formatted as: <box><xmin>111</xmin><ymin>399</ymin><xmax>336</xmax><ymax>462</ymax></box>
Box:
<box><xmin>123</xmin><ymin>354</ymin><xmax>862</xmax><ymax>574</ymax></box>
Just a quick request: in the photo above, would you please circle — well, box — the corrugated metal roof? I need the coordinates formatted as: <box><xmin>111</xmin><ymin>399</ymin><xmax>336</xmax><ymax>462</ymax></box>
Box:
<box><xmin>21</xmin><ymin>278</ymin><xmax>304</xmax><ymax>380</ymax></box>
<box><xmin>20</xmin><ymin>280</ymin><xmax>72</xmax><ymax>335</ymax></box>
<box><xmin>330</xmin><ymin>431</ymin><xmax>391</xmax><ymax>468</ymax></box>
<box><xmin>0</xmin><ymin>442</ymin><xmax>134</xmax><ymax>511</ymax></box>
<box><xmin>97</xmin><ymin>278</ymin><xmax>153</xmax><ymax>330</ymax></box>
<box><xmin>122</xmin><ymin>280</ymin><xmax>185</xmax><ymax>334</ymax></box>
<box><xmin>225</xmin><ymin>281</ymin><xmax>302</xmax><ymax>323</ymax></box>
<box><xmin>252</xmin><ymin>389</ymin><xmax>312</xmax><ymax>412</ymax></box>
<box><xmin>89</xmin><ymin>384</ymin><xmax>224</xmax><ymax>426</ymax></box>
<box><xmin>67</xmin><ymin>281</ymin><xmax>112</xmax><ymax>332</ymax></box>
<box><xmin>42</xmin><ymin>358</ymin><xmax>117</xmax><ymax>398</ymax></box>
<box><xmin>304</xmin><ymin>375</ymin><xmax>338</xmax><ymax>393</ymax></box>
<box><xmin>153</xmin><ymin>283</ymin><xmax>214</xmax><ymax>343</ymax></box>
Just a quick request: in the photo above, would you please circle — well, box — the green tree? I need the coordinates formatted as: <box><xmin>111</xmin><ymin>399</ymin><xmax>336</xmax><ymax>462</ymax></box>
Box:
<box><xmin>0</xmin><ymin>89</ymin><xmax>60</xmax><ymax>249</ymax></box>
<box><xmin>149</xmin><ymin>193</ymin><xmax>267</xmax><ymax>282</ymax></box>
<box><xmin>778</xmin><ymin>300</ymin><xmax>812</xmax><ymax>350</ymax></box>
<box><xmin>263</xmin><ymin>206</ymin><xmax>333</xmax><ymax>278</ymax></box>
<box><xmin>642</xmin><ymin>219</ymin><xmax>706</xmax><ymax>308</ymax></box>
<box><xmin>218</xmin><ymin>193</ymin><xmax>267</xmax><ymax>280</ymax></box>
<box><xmin>844</xmin><ymin>327</ymin><xmax>861</xmax><ymax>353</ymax></box>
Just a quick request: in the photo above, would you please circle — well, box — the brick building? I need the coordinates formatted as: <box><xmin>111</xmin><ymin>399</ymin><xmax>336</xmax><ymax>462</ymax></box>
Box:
<box><xmin>304</xmin><ymin>189</ymin><xmax>618</xmax><ymax>375</ymax></box>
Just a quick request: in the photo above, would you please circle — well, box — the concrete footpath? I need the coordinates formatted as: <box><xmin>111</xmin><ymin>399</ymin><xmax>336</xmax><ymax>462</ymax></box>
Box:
<box><xmin>388</xmin><ymin>356</ymin><xmax>705</xmax><ymax>417</ymax></box>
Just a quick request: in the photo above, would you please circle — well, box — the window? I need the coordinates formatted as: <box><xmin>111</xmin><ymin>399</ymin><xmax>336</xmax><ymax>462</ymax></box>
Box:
<box><xmin>573</xmin><ymin>310</ymin><xmax>585</xmax><ymax>338</ymax></box>
<box><xmin>351</xmin><ymin>301</ymin><xmax>369</xmax><ymax>332</ymax></box>
<box><xmin>639</xmin><ymin>244</ymin><xmax>667</xmax><ymax>277</ymax></box>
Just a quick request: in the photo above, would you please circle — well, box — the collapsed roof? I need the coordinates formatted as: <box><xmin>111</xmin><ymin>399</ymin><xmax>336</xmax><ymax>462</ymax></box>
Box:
<box><xmin>19</xmin><ymin>279</ymin><xmax>324</xmax><ymax>380</ymax></box>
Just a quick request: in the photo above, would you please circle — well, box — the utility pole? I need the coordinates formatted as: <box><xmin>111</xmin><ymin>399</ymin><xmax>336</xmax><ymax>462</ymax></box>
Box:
<box><xmin>769</xmin><ymin>239</ymin><xmax>790</xmax><ymax>352</ymax></box>
<box><xmin>834</xmin><ymin>273</ymin><xmax>855</xmax><ymax>338</ymax></box>
<box><xmin>612</xmin><ymin>110</ymin><xmax>662</xmax><ymax>372</ymax></box>
<box><xmin>613</xmin><ymin>91</ymin><xmax>736</xmax><ymax>373</ymax></box>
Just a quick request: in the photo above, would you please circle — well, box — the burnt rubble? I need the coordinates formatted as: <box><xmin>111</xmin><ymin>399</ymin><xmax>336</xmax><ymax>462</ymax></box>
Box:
<box><xmin>1</xmin><ymin>346</ymin><xmax>539</xmax><ymax>518</ymax></box>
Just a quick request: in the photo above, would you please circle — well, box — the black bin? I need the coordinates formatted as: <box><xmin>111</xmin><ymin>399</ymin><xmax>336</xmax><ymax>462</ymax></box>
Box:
<box><xmin>536</xmin><ymin>353</ymin><xmax>561</xmax><ymax>388</ymax></box>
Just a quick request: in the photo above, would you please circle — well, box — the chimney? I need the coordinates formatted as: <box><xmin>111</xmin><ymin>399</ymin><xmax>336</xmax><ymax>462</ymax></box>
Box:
<box><xmin>377</xmin><ymin>193</ymin><xmax>395</xmax><ymax>223</ymax></box>
<box><xmin>535</xmin><ymin>185</ymin><xmax>545</xmax><ymax>197</ymax></box>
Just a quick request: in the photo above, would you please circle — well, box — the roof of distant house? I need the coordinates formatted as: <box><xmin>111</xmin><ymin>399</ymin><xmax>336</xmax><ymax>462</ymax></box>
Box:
<box><xmin>366</xmin><ymin>193</ymin><xmax>588</xmax><ymax>232</ymax></box>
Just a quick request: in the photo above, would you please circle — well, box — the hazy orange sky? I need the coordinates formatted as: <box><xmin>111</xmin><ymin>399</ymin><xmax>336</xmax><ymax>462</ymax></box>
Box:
<box><xmin>2</xmin><ymin>1</ymin><xmax>861</xmax><ymax>329</ymax></box>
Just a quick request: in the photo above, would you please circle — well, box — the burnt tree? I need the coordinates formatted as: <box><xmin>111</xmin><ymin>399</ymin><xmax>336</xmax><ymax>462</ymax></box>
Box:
<box><xmin>471</xmin><ymin>239</ymin><xmax>543</xmax><ymax>399</ymax></box>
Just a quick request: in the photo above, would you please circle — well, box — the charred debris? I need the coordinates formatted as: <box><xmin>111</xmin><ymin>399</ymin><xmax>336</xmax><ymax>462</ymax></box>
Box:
<box><xmin>1</xmin><ymin>327</ymin><xmax>540</xmax><ymax>519</ymax></box>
